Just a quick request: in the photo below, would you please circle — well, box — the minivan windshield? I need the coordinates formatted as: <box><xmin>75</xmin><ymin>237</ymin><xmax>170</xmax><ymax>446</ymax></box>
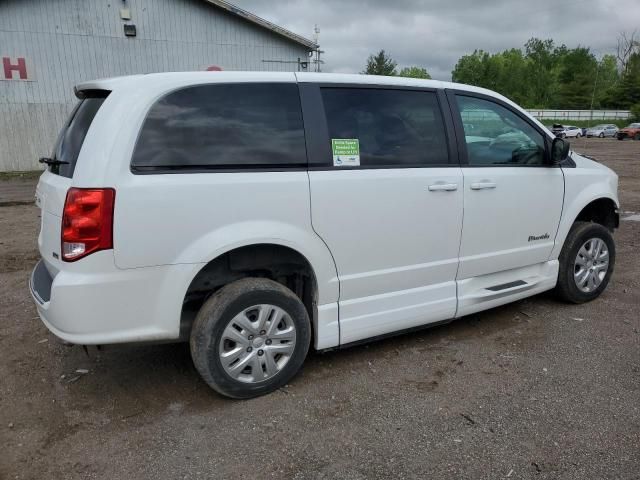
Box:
<box><xmin>50</xmin><ymin>93</ymin><xmax>108</xmax><ymax>178</ymax></box>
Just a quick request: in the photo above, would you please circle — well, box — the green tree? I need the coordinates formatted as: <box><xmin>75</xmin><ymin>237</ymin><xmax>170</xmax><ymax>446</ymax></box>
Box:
<box><xmin>451</xmin><ymin>49</ymin><xmax>529</xmax><ymax>104</ymax></box>
<box><xmin>363</xmin><ymin>50</ymin><xmax>397</xmax><ymax>76</ymax></box>
<box><xmin>524</xmin><ymin>38</ymin><xmax>562</xmax><ymax>108</ymax></box>
<box><xmin>399</xmin><ymin>66</ymin><xmax>431</xmax><ymax>79</ymax></box>
<box><xmin>631</xmin><ymin>103</ymin><xmax>640</xmax><ymax>122</ymax></box>
<box><xmin>499</xmin><ymin>50</ymin><xmax>525</xmax><ymax>100</ymax></box>
<box><xmin>555</xmin><ymin>47</ymin><xmax>598</xmax><ymax>109</ymax></box>
<box><xmin>451</xmin><ymin>50</ymin><xmax>490</xmax><ymax>86</ymax></box>
<box><xmin>450</xmin><ymin>36</ymin><xmax>634</xmax><ymax>109</ymax></box>
<box><xmin>594</xmin><ymin>55</ymin><xmax>620</xmax><ymax>107</ymax></box>
<box><xmin>603</xmin><ymin>52</ymin><xmax>640</xmax><ymax>108</ymax></box>
<box><xmin>619</xmin><ymin>53</ymin><xmax>640</xmax><ymax>107</ymax></box>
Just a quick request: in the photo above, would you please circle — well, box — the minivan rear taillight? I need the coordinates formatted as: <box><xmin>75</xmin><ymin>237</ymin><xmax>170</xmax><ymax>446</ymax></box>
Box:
<box><xmin>61</xmin><ymin>188</ymin><xmax>115</xmax><ymax>262</ymax></box>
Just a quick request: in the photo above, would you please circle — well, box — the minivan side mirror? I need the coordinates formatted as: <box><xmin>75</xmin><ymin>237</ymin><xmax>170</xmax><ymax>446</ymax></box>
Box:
<box><xmin>550</xmin><ymin>137</ymin><xmax>570</xmax><ymax>164</ymax></box>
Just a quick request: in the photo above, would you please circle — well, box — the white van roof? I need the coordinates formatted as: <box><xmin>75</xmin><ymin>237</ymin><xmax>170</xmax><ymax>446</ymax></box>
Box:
<box><xmin>74</xmin><ymin>71</ymin><xmax>537</xmax><ymax>129</ymax></box>
<box><xmin>75</xmin><ymin>71</ymin><xmax>500</xmax><ymax>99</ymax></box>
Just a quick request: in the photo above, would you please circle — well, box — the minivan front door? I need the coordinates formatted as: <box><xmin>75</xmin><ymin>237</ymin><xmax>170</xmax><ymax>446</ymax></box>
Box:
<box><xmin>449</xmin><ymin>92</ymin><xmax>564</xmax><ymax>309</ymax></box>
<box><xmin>301</xmin><ymin>84</ymin><xmax>463</xmax><ymax>345</ymax></box>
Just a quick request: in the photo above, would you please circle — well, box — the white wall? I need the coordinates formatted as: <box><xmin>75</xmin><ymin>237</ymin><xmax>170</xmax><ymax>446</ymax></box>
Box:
<box><xmin>527</xmin><ymin>110</ymin><xmax>631</xmax><ymax>121</ymax></box>
<box><xmin>0</xmin><ymin>0</ymin><xmax>311</xmax><ymax>171</ymax></box>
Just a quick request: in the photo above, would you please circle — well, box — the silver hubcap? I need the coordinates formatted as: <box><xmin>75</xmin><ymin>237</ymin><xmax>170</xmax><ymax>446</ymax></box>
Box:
<box><xmin>219</xmin><ymin>304</ymin><xmax>296</xmax><ymax>383</ymax></box>
<box><xmin>574</xmin><ymin>237</ymin><xmax>609</xmax><ymax>293</ymax></box>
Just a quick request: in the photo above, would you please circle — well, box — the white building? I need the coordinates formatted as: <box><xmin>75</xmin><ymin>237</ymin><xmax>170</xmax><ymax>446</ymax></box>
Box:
<box><xmin>0</xmin><ymin>0</ymin><xmax>318</xmax><ymax>171</ymax></box>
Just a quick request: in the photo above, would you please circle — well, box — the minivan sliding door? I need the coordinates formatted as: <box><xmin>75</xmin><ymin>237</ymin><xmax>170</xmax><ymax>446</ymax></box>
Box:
<box><xmin>300</xmin><ymin>83</ymin><xmax>464</xmax><ymax>345</ymax></box>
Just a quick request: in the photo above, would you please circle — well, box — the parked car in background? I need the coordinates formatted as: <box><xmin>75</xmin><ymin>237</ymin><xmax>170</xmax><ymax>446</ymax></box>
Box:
<box><xmin>551</xmin><ymin>124</ymin><xmax>565</xmax><ymax>137</ymax></box>
<box><xmin>616</xmin><ymin>123</ymin><xmax>640</xmax><ymax>140</ymax></box>
<box><xmin>551</xmin><ymin>124</ymin><xmax>582</xmax><ymax>138</ymax></box>
<box><xmin>586</xmin><ymin>124</ymin><xmax>619</xmax><ymax>138</ymax></box>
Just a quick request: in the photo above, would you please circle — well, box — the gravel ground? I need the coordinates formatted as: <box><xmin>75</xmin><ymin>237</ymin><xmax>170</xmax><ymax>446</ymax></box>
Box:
<box><xmin>1</xmin><ymin>138</ymin><xmax>639</xmax><ymax>479</ymax></box>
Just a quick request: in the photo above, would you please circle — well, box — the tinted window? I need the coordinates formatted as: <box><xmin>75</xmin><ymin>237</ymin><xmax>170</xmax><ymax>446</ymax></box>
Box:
<box><xmin>51</xmin><ymin>95</ymin><xmax>107</xmax><ymax>178</ymax></box>
<box><xmin>132</xmin><ymin>83</ymin><xmax>306</xmax><ymax>170</ymax></box>
<box><xmin>457</xmin><ymin>95</ymin><xmax>546</xmax><ymax>166</ymax></box>
<box><xmin>320</xmin><ymin>88</ymin><xmax>449</xmax><ymax>167</ymax></box>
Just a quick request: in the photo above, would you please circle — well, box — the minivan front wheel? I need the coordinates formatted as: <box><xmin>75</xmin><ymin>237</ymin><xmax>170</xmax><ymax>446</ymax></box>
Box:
<box><xmin>555</xmin><ymin>222</ymin><xmax>615</xmax><ymax>303</ymax></box>
<box><xmin>190</xmin><ymin>278</ymin><xmax>311</xmax><ymax>399</ymax></box>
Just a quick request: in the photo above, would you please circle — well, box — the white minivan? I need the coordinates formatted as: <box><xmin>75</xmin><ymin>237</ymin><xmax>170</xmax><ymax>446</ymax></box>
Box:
<box><xmin>31</xmin><ymin>72</ymin><xmax>619</xmax><ymax>398</ymax></box>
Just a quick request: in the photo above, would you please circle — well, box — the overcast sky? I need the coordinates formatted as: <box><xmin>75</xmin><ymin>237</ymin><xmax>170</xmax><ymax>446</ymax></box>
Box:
<box><xmin>233</xmin><ymin>0</ymin><xmax>640</xmax><ymax>79</ymax></box>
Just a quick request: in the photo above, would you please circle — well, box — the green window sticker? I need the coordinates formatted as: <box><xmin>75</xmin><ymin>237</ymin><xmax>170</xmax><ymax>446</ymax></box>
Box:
<box><xmin>331</xmin><ymin>139</ymin><xmax>360</xmax><ymax>167</ymax></box>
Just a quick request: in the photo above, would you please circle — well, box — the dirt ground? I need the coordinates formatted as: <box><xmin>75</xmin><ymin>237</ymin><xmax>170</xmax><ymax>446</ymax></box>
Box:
<box><xmin>1</xmin><ymin>138</ymin><xmax>639</xmax><ymax>479</ymax></box>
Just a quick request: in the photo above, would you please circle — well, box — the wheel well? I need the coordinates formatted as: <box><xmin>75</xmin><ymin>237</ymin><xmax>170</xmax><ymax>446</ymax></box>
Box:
<box><xmin>575</xmin><ymin>198</ymin><xmax>618</xmax><ymax>231</ymax></box>
<box><xmin>180</xmin><ymin>244</ymin><xmax>317</xmax><ymax>340</ymax></box>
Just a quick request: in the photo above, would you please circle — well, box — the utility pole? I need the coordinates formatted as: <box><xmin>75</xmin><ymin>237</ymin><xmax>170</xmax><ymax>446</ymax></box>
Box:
<box><xmin>312</xmin><ymin>24</ymin><xmax>324</xmax><ymax>72</ymax></box>
<box><xmin>589</xmin><ymin>58</ymin><xmax>601</xmax><ymax>127</ymax></box>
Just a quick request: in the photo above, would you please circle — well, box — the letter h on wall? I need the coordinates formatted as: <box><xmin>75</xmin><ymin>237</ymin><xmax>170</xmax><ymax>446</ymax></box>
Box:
<box><xmin>3</xmin><ymin>57</ymin><xmax>28</xmax><ymax>80</ymax></box>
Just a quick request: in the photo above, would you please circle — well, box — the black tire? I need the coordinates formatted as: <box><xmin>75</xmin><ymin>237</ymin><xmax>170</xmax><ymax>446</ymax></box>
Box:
<box><xmin>599</xmin><ymin>132</ymin><xmax>604</xmax><ymax>138</ymax></box>
<box><xmin>555</xmin><ymin>222</ymin><xmax>615</xmax><ymax>304</ymax></box>
<box><xmin>576</xmin><ymin>132</ymin><xmax>581</xmax><ymax>138</ymax></box>
<box><xmin>634</xmin><ymin>133</ymin><xmax>640</xmax><ymax>141</ymax></box>
<box><xmin>190</xmin><ymin>278</ymin><xmax>311</xmax><ymax>399</ymax></box>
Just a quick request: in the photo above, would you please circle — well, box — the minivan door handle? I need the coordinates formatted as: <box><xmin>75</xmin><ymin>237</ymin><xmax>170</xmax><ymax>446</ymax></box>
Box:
<box><xmin>470</xmin><ymin>181</ymin><xmax>497</xmax><ymax>190</ymax></box>
<box><xmin>428</xmin><ymin>183</ymin><xmax>458</xmax><ymax>192</ymax></box>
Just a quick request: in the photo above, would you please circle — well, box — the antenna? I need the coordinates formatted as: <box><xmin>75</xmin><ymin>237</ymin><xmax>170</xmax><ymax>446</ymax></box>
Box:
<box><xmin>312</xmin><ymin>25</ymin><xmax>324</xmax><ymax>72</ymax></box>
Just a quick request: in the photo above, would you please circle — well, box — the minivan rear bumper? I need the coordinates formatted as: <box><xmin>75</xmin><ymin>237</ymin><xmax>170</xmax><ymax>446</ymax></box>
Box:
<box><xmin>29</xmin><ymin>253</ymin><xmax>200</xmax><ymax>345</ymax></box>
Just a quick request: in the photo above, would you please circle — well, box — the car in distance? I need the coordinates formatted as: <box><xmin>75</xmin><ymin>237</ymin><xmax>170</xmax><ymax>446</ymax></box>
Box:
<box><xmin>551</xmin><ymin>124</ymin><xmax>583</xmax><ymax>138</ymax></box>
<box><xmin>551</xmin><ymin>124</ymin><xmax>566</xmax><ymax>137</ymax></box>
<box><xmin>586</xmin><ymin>124</ymin><xmax>619</xmax><ymax>138</ymax></box>
<box><xmin>616</xmin><ymin>122</ymin><xmax>640</xmax><ymax>140</ymax></box>
<box><xmin>30</xmin><ymin>72</ymin><xmax>620</xmax><ymax>399</ymax></box>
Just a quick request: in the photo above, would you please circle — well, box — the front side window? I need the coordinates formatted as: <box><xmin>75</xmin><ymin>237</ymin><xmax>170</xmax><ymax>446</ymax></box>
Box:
<box><xmin>320</xmin><ymin>88</ymin><xmax>449</xmax><ymax>167</ymax></box>
<box><xmin>456</xmin><ymin>95</ymin><xmax>546</xmax><ymax>166</ymax></box>
<box><xmin>132</xmin><ymin>83</ymin><xmax>306</xmax><ymax>170</ymax></box>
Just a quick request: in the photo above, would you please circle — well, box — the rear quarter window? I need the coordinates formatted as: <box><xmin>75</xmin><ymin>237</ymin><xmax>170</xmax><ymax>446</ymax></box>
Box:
<box><xmin>131</xmin><ymin>83</ymin><xmax>307</xmax><ymax>171</ymax></box>
<box><xmin>51</xmin><ymin>94</ymin><xmax>108</xmax><ymax>178</ymax></box>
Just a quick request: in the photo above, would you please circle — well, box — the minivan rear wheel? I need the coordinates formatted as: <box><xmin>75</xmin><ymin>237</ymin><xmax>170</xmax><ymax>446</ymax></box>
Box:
<box><xmin>555</xmin><ymin>222</ymin><xmax>615</xmax><ymax>304</ymax></box>
<box><xmin>190</xmin><ymin>278</ymin><xmax>311</xmax><ymax>399</ymax></box>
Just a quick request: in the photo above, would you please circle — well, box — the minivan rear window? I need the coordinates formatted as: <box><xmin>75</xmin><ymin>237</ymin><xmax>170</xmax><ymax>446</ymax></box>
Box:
<box><xmin>51</xmin><ymin>93</ymin><xmax>108</xmax><ymax>178</ymax></box>
<box><xmin>131</xmin><ymin>83</ymin><xmax>306</xmax><ymax>171</ymax></box>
